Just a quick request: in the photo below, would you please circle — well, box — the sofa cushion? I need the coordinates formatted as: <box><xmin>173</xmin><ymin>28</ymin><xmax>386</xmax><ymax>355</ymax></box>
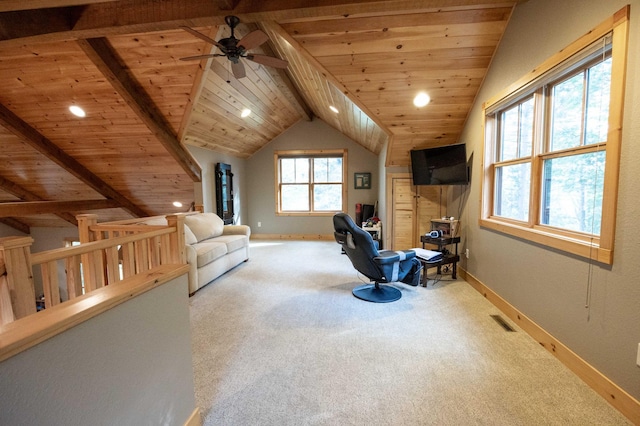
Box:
<box><xmin>184</xmin><ymin>224</ymin><xmax>198</xmax><ymax>245</ymax></box>
<box><xmin>140</xmin><ymin>216</ymin><xmax>168</xmax><ymax>226</ymax></box>
<box><xmin>192</xmin><ymin>241</ymin><xmax>228</xmax><ymax>268</ymax></box>
<box><xmin>212</xmin><ymin>234</ymin><xmax>248</xmax><ymax>253</ymax></box>
<box><xmin>185</xmin><ymin>213</ymin><xmax>225</xmax><ymax>242</ymax></box>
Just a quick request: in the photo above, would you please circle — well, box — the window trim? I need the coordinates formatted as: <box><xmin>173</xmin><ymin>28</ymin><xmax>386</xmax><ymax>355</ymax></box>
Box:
<box><xmin>480</xmin><ymin>7</ymin><xmax>629</xmax><ymax>264</ymax></box>
<box><xmin>274</xmin><ymin>149</ymin><xmax>348</xmax><ymax>216</ymax></box>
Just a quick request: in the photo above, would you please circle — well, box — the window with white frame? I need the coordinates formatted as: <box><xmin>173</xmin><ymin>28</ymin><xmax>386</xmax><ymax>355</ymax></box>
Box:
<box><xmin>481</xmin><ymin>7</ymin><xmax>628</xmax><ymax>264</ymax></box>
<box><xmin>275</xmin><ymin>150</ymin><xmax>347</xmax><ymax>215</ymax></box>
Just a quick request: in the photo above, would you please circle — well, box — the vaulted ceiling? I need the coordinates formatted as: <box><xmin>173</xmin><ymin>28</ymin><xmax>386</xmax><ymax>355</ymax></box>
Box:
<box><xmin>0</xmin><ymin>0</ymin><xmax>519</xmax><ymax>231</ymax></box>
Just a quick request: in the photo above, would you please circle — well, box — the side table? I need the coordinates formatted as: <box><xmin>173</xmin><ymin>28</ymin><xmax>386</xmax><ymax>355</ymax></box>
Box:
<box><xmin>419</xmin><ymin>235</ymin><xmax>461</xmax><ymax>285</ymax></box>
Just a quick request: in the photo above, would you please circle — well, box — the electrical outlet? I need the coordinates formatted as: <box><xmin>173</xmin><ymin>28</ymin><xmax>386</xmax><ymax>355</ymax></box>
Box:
<box><xmin>258</xmin><ymin>222</ymin><xmax>262</xmax><ymax>227</ymax></box>
<box><xmin>465</xmin><ymin>248</ymin><xmax>470</xmax><ymax>259</ymax></box>
<box><xmin>637</xmin><ymin>343</ymin><xmax>640</xmax><ymax>367</ymax></box>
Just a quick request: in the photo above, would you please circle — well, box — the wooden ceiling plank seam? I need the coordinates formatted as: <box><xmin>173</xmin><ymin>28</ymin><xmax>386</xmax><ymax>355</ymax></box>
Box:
<box><xmin>190</xmin><ymin>95</ymin><xmax>279</xmax><ymax>143</ymax></box>
<box><xmin>198</xmin><ymin>75</ymin><xmax>287</xmax><ymax>137</ymax></box>
<box><xmin>0</xmin><ymin>102</ymin><xmax>149</xmax><ymax>218</ymax></box>
<box><xmin>0</xmin><ymin>199</ymin><xmax>120</xmax><ymax>217</ymax></box>
<box><xmin>77</xmin><ymin>37</ymin><xmax>202</xmax><ymax>182</ymax></box>
<box><xmin>177</xmin><ymin>25</ymin><xmax>223</xmax><ymax>142</ymax></box>
<box><xmin>293</xmin><ymin>21</ymin><xmax>508</xmax><ymax>50</ymax></box>
<box><xmin>0</xmin><ymin>175</ymin><xmax>78</xmax><ymax>225</ymax></box>
<box><xmin>246</xmin><ymin>59</ymin><xmax>307</xmax><ymax>121</ymax></box>
<box><xmin>278</xmin><ymin>7</ymin><xmax>513</xmax><ymax>35</ymax></box>
<box><xmin>301</xmin><ymin>32</ymin><xmax>503</xmax><ymax>58</ymax></box>
<box><xmin>262</xmin><ymin>21</ymin><xmax>392</xmax><ymax>138</ymax></box>
<box><xmin>206</xmin><ymin>60</ymin><xmax>296</xmax><ymax>133</ymax></box>
<box><xmin>240</xmin><ymin>21</ymin><xmax>312</xmax><ymax>121</ymax></box>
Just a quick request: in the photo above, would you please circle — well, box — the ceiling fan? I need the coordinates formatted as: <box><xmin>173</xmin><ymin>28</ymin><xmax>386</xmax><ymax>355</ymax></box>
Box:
<box><xmin>180</xmin><ymin>16</ymin><xmax>288</xmax><ymax>79</ymax></box>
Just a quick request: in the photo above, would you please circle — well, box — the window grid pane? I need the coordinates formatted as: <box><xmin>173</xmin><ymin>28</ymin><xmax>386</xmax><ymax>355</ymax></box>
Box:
<box><xmin>550</xmin><ymin>72</ymin><xmax>585</xmax><ymax>151</ymax></box>
<box><xmin>313</xmin><ymin>184</ymin><xmax>343</xmax><ymax>211</ymax></box>
<box><xmin>585</xmin><ymin>58</ymin><xmax>612</xmax><ymax>145</ymax></box>
<box><xmin>499</xmin><ymin>97</ymin><xmax>534</xmax><ymax>162</ymax></box>
<box><xmin>281</xmin><ymin>184</ymin><xmax>309</xmax><ymax>211</ymax></box>
<box><xmin>494</xmin><ymin>162</ymin><xmax>531</xmax><ymax>221</ymax></box>
<box><xmin>541</xmin><ymin>151</ymin><xmax>605</xmax><ymax>234</ymax></box>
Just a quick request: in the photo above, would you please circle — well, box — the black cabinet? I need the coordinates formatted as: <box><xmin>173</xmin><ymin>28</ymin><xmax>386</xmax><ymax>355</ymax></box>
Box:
<box><xmin>215</xmin><ymin>163</ymin><xmax>234</xmax><ymax>224</ymax></box>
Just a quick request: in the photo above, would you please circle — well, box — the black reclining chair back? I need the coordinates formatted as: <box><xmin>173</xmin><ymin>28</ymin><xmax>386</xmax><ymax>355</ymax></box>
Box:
<box><xmin>333</xmin><ymin>213</ymin><xmax>421</xmax><ymax>303</ymax></box>
<box><xmin>333</xmin><ymin>213</ymin><xmax>384</xmax><ymax>282</ymax></box>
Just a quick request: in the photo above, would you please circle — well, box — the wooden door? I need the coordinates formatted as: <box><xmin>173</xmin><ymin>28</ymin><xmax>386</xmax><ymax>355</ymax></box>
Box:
<box><xmin>389</xmin><ymin>175</ymin><xmax>446</xmax><ymax>250</ymax></box>
<box><xmin>391</xmin><ymin>177</ymin><xmax>415</xmax><ymax>250</ymax></box>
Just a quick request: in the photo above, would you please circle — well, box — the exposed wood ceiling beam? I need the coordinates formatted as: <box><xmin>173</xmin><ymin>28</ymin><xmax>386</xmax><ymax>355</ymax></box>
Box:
<box><xmin>0</xmin><ymin>0</ymin><xmax>521</xmax><ymax>45</ymax></box>
<box><xmin>0</xmin><ymin>199</ymin><xmax>119</xmax><ymax>217</ymax></box>
<box><xmin>78</xmin><ymin>37</ymin><xmax>202</xmax><ymax>182</ymax></box>
<box><xmin>0</xmin><ymin>103</ymin><xmax>149</xmax><ymax>218</ymax></box>
<box><xmin>0</xmin><ymin>176</ymin><xmax>78</xmax><ymax>226</ymax></box>
<box><xmin>0</xmin><ymin>0</ymin><xmax>118</xmax><ymax>13</ymax></box>
<box><xmin>0</xmin><ymin>218</ymin><xmax>30</xmax><ymax>234</ymax></box>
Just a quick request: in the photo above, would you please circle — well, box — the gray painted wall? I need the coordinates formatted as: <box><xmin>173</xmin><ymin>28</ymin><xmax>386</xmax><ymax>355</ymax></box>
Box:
<box><xmin>188</xmin><ymin>145</ymin><xmax>247</xmax><ymax>225</ymax></box>
<box><xmin>459</xmin><ymin>0</ymin><xmax>640</xmax><ymax>400</ymax></box>
<box><xmin>246</xmin><ymin>118</ymin><xmax>379</xmax><ymax>235</ymax></box>
<box><xmin>0</xmin><ymin>226</ymin><xmax>79</xmax><ymax>298</ymax></box>
<box><xmin>0</xmin><ymin>275</ymin><xmax>196</xmax><ymax>425</ymax></box>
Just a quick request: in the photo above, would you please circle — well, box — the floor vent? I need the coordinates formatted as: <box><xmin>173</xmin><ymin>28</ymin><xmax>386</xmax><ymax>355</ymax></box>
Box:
<box><xmin>490</xmin><ymin>314</ymin><xmax>516</xmax><ymax>332</ymax></box>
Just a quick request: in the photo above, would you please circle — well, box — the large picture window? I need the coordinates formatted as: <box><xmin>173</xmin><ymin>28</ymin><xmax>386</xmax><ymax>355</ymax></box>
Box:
<box><xmin>275</xmin><ymin>150</ymin><xmax>347</xmax><ymax>215</ymax></box>
<box><xmin>481</xmin><ymin>8</ymin><xmax>628</xmax><ymax>264</ymax></box>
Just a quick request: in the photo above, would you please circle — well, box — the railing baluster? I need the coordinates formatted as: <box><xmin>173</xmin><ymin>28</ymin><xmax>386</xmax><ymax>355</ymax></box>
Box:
<box><xmin>65</xmin><ymin>255</ymin><xmax>83</xmax><ymax>299</ymax></box>
<box><xmin>41</xmin><ymin>261</ymin><xmax>60</xmax><ymax>308</ymax></box>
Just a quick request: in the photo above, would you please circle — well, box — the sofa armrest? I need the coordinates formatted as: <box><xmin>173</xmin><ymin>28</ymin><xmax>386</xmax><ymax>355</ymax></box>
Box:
<box><xmin>222</xmin><ymin>225</ymin><xmax>251</xmax><ymax>237</ymax></box>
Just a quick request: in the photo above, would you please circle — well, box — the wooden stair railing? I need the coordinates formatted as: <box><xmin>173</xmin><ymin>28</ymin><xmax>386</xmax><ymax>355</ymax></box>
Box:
<box><xmin>0</xmin><ymin>214</ymin><xmax>186</xmax><ymax>326</ymax></box>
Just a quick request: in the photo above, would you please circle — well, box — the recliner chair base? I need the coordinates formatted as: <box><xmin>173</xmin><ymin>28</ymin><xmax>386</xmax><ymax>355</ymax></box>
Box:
<box><xmin>352</xmin><ymin>283</ymin><xmax>401</xmax><ymax>303</ymax></box>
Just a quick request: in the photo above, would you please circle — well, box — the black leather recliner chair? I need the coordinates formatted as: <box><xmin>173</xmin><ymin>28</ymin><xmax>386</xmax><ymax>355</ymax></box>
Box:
<box><xmin>333</xmin><ymin>213</ymin><xmax>422</xmax><ymax>303</ymax></box>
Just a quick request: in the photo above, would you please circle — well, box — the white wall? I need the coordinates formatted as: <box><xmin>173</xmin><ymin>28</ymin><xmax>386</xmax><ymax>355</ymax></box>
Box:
<box><xmin>246</xmin><ymin>118</ymin><xmax>380</xmax><ymax>235</ymax></box>
<box><xmin>0</xmin><ymin>275</ymin><xmax>196</xmax><ymax>425</ymax></box>
<box><xmin>460</xmin><ymin>0</ymin><xmax>640</xmax><ymax>400</ymax></box>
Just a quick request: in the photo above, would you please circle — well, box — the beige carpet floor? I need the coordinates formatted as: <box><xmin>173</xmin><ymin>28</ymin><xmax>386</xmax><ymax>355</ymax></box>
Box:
<box><xmin>189</xmin><ymin>240</ymin><xmax>631</xmax><ymax>425</ymax></box>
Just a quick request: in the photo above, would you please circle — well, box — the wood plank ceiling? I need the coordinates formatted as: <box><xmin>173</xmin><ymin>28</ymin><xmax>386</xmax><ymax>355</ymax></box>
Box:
<box><xmin>0</xmin><ymin>0</ymin><xmax>518</xmax><ymax>231</ymax></box>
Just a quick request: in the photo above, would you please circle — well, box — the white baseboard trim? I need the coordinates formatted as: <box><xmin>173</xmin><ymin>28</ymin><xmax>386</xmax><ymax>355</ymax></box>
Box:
<box><xmin>460</xmin><ymin>268</ymin><xmax>640</xmax><ymax>424</ymax></box>
<box><xmin>183</xmin><ymin>407</ymin><xmax>201</xmax><ymax>426</ymax></box>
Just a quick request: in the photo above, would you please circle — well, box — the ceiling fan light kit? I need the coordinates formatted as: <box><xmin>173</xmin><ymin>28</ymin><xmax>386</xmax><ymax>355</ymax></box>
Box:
<box><xmin>180</xmin><ymin>16</ymin><xmax>288</xmax><ymax>79</ymax></box>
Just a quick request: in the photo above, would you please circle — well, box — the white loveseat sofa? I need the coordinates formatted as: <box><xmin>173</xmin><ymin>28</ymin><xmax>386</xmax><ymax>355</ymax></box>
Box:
<box><xmin>181</xmin><ymin>213</ymin><xmax>251</xmax><ymax>294</ymax></box>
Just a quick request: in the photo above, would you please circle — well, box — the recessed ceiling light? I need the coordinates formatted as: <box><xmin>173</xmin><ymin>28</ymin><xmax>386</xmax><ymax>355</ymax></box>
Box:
<box><xmin>241</xmin><ymin>108</ymin><xmax>251</xmax><ymax>118</ymax></box>
<box><xmin>69</xmin><ymin>105</ymin><xmax>86</xmax><ymax>117</ymax></box>
<box><xmin>413</xmin><ymin>92</ymin><xmax>431</xmax><ymax>108</ymax></box>
<box><xmin>173</xmin><ymin>201</ymin><xmax>183</xmax><ymax>208</ymax></box>
<box><xmin>329</xmin><ymin>105</ymin><xmax>339</xmax><ymax>113</ymax></box>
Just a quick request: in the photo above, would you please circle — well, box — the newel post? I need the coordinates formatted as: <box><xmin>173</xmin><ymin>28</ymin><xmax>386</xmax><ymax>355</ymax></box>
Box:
<box><xmin>166</xmin><ymin>214</ymin><xmax>186</xmax><ymax>264</ymax></box>
<box><xmin>76</xmin><ymin>214</ymin><xmax>102</xmax><ymax>291</ymax></box>
<box><xmin>0</xmin><ymin>236</ymin><xmax>36</xmax><ymax>321</ymax></box>
<box><xmin>77</xmin><ymin>214</ymin><xmax>98</xmax><ymax>243</ymax></box>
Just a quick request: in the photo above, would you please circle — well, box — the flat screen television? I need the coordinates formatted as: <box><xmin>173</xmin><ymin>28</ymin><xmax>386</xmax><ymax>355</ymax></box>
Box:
<box><xmin>410</xmin><ymin>143</ymin><xmax>469</xmax><ymax>185</ymax></box>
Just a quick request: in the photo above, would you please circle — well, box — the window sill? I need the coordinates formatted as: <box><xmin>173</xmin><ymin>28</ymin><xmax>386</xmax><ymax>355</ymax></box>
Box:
<box><xmin>479</xmin><ymin>217</ymin><xmax>612</xmax><ymax>265</ymax></box>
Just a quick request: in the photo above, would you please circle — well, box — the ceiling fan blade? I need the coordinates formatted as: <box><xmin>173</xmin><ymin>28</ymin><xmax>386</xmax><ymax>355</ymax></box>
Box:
<box><xmin>180</xmin><ymin>26</ymin><xmax>226</xmax><ymax>50</ymax></box>
<box><xmin>237</xmin><ymin>30</ymin><xmax>269</xmax><ymax>51</ymax></box>
<box><xmin>179</xmin><ymin>54</ymin><xmax>223</xmax><ymax>61</ymax></box>
<box><xmin>246</xmin><ymin>54</ymin><xmax>289</xmax><ymax>69</ymax></box>
<box><xmin>231</xmin><ymin>61</ymin><xmax>246</xmax><ymax>79</ymax></box>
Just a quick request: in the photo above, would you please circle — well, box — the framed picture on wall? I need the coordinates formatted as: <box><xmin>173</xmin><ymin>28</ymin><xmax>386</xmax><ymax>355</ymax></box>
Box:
<box><xmin>354</xmin><ymin>172</ymin><xmax>371</xmax><ymax>189</ymax></box>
